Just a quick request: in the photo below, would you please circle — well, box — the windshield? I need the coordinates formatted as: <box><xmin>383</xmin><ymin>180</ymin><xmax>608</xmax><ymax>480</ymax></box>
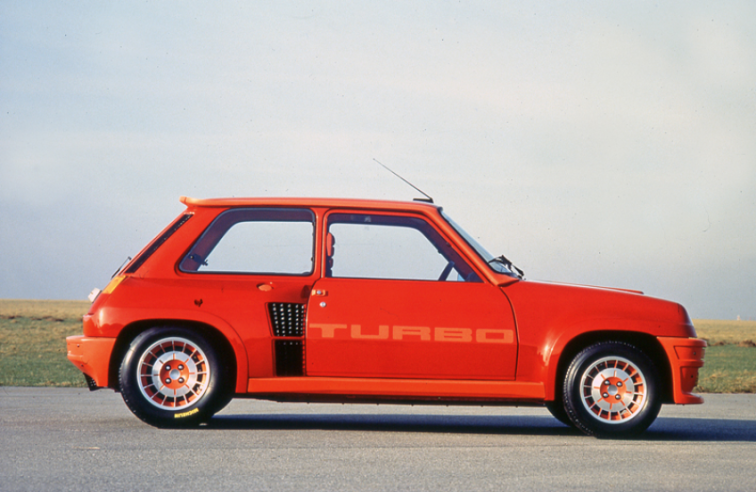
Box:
<box><xmin>439</xmin><ymin>210</ymin><xmax>518</xmax><ymax>277</ymax></box>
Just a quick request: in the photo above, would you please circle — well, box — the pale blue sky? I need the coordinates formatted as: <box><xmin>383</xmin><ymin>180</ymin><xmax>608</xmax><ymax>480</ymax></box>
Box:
<box><xmin>1</xmin><ymin>1</ymin><xmax>754</xmax><ymax>319</ymax></box>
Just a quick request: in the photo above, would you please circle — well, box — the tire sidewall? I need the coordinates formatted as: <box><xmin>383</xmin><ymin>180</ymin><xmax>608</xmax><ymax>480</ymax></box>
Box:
<box><xmin>545</xmin><ymin>399</ymin><xmax>574</xmax><ymax>428</ymax></box>
<box><xmin>564</xmin><ymin>341</ymin><xmax>661</xmax><ymax>438</ymax></box>
<box><xmin>119</xmin><ymin>326</ymin><xmax>226</xmax><ymax>428</ymax></box>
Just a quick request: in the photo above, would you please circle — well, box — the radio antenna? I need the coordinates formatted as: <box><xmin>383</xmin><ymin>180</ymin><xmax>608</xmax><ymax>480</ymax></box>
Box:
<box><xmin>373</xmin><ymin>158</ymin><xmax>434</xmax><ymax>203</ymax></box>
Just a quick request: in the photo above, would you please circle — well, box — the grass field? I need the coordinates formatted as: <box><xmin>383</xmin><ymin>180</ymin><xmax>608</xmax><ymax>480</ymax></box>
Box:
<box><xmin>691</xmin><ymin>319</ymin><xmax>756</xmax><ymax>392</ymax></box>
<box><xmin>0</xmin><ymin>300</ymin><xmax>90</xmax><ymax>387</ymax></box>
<box><xmin>693</xmin><ymin>319</ymin><xmax>756</xmax><ymax>346</ymax></box>
<box><xmin>1</xmin><ymin>300</ymin><xmax>754</xmax><ymax>392</ymax></box>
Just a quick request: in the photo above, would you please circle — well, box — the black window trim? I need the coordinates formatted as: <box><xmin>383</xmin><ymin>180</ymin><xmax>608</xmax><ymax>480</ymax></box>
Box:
<box><xmin>125</xmin><ymin>213</ymin><xmax>193</xmax><ymax>274</ymax></box>
<box><xmin>178</xmin><ymin>207</ymin><xmax>317</xmax><ymax>277</ymax></box>
<box><xmin>324</xmin><ymin>210</ymin><xmax>482</xmax><ymax>283</ymax></box>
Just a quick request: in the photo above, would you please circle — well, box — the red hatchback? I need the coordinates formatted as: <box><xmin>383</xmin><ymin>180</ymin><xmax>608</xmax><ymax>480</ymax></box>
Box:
<box><xmin>67</xmin><ymin>196</ymin><xmax>705</xmax><ymax>437</ymax></box>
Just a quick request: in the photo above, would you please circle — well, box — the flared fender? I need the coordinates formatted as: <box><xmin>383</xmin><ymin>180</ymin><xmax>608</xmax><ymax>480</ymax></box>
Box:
<box><xmin>86</xmin><ymin>306</ymin><xmax>250</xmax><ymax>394</ymax></box>
<box><xmin>518</xmin><ymin>317</ymin><xmax>695</xmax><ymax>401</ymax></box>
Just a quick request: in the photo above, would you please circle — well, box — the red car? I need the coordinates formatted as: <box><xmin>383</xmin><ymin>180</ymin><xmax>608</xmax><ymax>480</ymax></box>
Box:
<box><xmin>67</xmin><ymin>196</ymin><xmax>705</xmax><ymax>437</ymax></box>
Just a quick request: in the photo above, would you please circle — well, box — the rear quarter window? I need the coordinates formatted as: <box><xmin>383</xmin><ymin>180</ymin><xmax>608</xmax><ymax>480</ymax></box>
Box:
<box><xmin>179</xmin><ymin>208</ymin><xmax>315</xmax><ymax>276</ymax></box>
<box><xmin>125</xmin><ymin>213</ymin><xmax>193</xmax><ymax>274</ymax></box>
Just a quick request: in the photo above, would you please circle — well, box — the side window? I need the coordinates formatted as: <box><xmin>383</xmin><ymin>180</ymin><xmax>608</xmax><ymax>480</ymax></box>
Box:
<box><xmin>179</xmin><ymin>208</ymin><xmax>314</xmax><ymax>275</ymax></box>
<box><xmin>326</xmin><ymin>213</ymin><xmax>481</xmax><ymax>282</ymax></box>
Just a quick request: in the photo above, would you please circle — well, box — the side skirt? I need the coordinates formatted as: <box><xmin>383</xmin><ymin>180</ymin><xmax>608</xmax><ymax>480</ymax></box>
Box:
<box><xmin>247</xmin><ymin>377</ymin><xmax>545</xmax><ymax>403</ymax></box>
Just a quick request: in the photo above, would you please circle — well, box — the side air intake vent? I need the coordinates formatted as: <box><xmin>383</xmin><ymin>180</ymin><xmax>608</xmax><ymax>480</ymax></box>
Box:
<box><xmin>268</xmin><ymin>303</ymin><xmax>305</xmax><ymax>337</ymax></box>
<box><xmin>275</xmin><ymin>340</ymin><xmax>304</xmax><ymax>376</ymax></box>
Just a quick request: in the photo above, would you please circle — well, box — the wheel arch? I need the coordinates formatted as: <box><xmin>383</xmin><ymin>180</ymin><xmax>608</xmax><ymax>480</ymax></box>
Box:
<box><xmin>108</xmin><ymin>318</ymin><xmax>243</xmax><ymax>394</ymax></box>
<box><xmin>549</xmin><ymin>330</ymin><xmax>673</xmax><ymax>404</ymax></box>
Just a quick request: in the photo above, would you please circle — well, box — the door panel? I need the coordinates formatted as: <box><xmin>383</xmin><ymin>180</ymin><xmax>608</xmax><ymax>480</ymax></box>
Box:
<box><xmin>305</xmin><ymin>278</ymin><xmax>517</xmax><ymax>380</ymax></box>
<box><xmin>177</xmin><ymin>207</ymin><xmax>318</xmax><ymax>378</ymax></box>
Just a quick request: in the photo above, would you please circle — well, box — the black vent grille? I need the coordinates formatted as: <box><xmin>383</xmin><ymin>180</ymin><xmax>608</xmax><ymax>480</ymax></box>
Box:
<box><xmin>268</xmin><ymin>303</ymin><xmax>305</xmax><ymax>337</ymax></box>
<box><xmin>275</xmin><ymin>340</ymin><xmax>304</xmax><ymax>377</ymax></box>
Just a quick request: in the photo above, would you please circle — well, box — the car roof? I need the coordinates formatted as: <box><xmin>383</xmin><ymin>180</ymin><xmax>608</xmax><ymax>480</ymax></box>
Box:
<box><xmin>180</xmin><ymin>196</ymin><xmax>441</xmax><ymax>213</ymax></box>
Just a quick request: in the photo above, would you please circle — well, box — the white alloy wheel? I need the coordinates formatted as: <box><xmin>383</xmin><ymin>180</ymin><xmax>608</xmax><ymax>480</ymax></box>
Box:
<box><xmin>579</xmin><ymin>355</ymin><xmax>648</xmax><ymax>424</ymax></box>
<box><xmin>136</xmin><ymin>336</ymin><xmax>210</xmax><ymax>410</ymax></box>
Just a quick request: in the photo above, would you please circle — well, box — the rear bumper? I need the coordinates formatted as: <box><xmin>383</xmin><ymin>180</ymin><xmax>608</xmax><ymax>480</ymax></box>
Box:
<box><xmin>658</xmin><ymin>336</ymin><xmax>707</xmax><ymax>404</ymax></box>
<box><xmin>66</xmin><ymin>335</ymin><xmax>116</xmax><ymax>388</ymax></box>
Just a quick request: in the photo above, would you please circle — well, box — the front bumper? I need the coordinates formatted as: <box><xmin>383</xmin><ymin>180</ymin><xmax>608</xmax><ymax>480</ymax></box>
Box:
<box><xmin>658</xmin><ymin>336</ymin><xmax>707</xmax><ymax>404</ymax></box>
<box><xmin>66</xmin><ymin>336</ymin><xmax>116</xmax><ymax>388</ymax></box>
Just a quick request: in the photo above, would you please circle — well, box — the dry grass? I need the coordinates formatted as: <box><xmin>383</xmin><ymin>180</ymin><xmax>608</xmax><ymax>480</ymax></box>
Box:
<box><xmin>692</xmin><ymin>319</ymin><xmax>756</xmax><ymax>346</ymax></box>
<box><xmin>0</xmin><ymin>299</ymin><xmax>90</xmax><ymax>321</ymax></box>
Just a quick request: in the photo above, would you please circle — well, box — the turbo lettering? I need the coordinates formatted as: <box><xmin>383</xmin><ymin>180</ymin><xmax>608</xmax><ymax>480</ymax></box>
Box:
<box><xmin>308</xmin><ymin>324</ymin><xmax>514</xmax><ymax>344</ymax></box>
<box><xmin>309</xmin><ymin>323</ymin><xmax>348</xmax><ymax>338</ymax></box>
<box><xmin>434</xmin><ymin>327</ymin><xmax>472</xmax><ymax>342</ymax></box>
<box><xmin>393</xmin><ymin>326</ymin><xmax>431</xmax><ymax>341</ymax></box>
<box><xmin>351</xmin><ymin>324</ymin><xmax>390</xmax><ymax>339</ymax></box>
<box><xmin>476</xmin><ymin>329</ymin><xmax>514</xmax><ymax>344</ymax></box>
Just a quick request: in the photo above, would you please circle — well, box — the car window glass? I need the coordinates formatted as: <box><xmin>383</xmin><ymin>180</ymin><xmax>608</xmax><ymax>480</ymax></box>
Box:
<box><xmin>180</xmin><ymin>208</ymin><xmax>314</xmax><ymax>275</ymax></box>
<box><xmin>326</xmin><ymin>213</ymin><xmax>481</xmax><ymax>282</ymax></box>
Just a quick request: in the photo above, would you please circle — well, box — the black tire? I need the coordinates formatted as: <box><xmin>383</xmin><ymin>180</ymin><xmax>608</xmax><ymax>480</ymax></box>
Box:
<box><xmin>563</xmin><ymin>341</ymin><xmax>661</xmax><ymax>438</ymax></box>
<box><xmin>119</xmin><ymin>327</ymin><xmax>231</xmax><ymax>428</ymax></box>
<box><xmin>545</xmin><ymin>399</ymin><xmax>573</xmax><ymax>428</ymax></box>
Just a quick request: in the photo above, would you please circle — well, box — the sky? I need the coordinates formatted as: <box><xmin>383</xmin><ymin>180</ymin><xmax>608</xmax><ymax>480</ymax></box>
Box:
<box><xmin>1</xmin><ymin>1</ymin><xmax>754</xmax><ymax>320</ymax></box>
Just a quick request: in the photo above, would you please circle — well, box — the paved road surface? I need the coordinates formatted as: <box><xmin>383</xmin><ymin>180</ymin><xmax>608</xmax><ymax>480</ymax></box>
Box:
<box><xmin>1</xmin><ymin>387</ymin><xmax>755</xmax><ymax>491</ymax></box>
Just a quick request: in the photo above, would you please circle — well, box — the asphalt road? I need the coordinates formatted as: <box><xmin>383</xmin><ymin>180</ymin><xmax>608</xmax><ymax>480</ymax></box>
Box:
<box><xmin>1</xmin><ymin>387</ymin><xmax>755</xmax><ymax>492</ymax></box>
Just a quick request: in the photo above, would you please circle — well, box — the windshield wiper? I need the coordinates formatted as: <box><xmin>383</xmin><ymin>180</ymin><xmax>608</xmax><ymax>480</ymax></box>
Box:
<box><xmin>488</xmin><ymin>255</ymin><xmax>524</xmax><ymax>279</ymax></box>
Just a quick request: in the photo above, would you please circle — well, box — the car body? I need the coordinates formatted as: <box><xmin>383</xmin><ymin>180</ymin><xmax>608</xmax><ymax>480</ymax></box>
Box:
<box><xmin>67</xmin><ymin>196</ymin><xmax>706</xmax><ymax>436</ymax></box>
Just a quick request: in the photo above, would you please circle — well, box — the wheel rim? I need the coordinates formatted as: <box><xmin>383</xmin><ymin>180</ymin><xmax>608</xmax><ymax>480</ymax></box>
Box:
<box><xmin>136</xmin><ymin>337</ymin><xmax>210</xmax><ymax>410</ymax></box>
<box><xmin>579</xmin><ymin>355</ymin><xmax>647</xmax><ymax>424</ymax></box>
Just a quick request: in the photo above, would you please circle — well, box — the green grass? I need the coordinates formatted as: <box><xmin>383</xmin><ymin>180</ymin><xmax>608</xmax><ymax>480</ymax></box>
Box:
<box><xmin>695</xmin><ymin>345</ymin><xmax>756</xmax><ymax>393</ymax></box>
<box><xmin>0</xmin><ymin>300</ymin><xmax>754</xmax><ymax>392</ymax></box>
<box><xmin>691</xmin><ymin>319</ymin><xmax>756</xmax><ymax>393</ymax></box>
<box><xmin>0</xmin><ymin>300</ymin><xmax>89</xmax><ymax>387</ymax></box>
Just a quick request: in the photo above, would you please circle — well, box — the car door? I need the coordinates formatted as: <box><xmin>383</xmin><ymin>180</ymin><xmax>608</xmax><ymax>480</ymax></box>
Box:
<box><xmin>305</xmin><ymin>210</ymin><xmax>517</xmax><ymax>380</ymax></box>
<box><xmin>178</xmin><ymin>207</ymin><xmax>318</xmax><ymax>378</ymax></box>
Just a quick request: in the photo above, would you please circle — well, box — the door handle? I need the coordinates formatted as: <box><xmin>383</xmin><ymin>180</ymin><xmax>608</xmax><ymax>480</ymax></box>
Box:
<box><xmin>311</xmin><ymin>289</ymin><xmax>328</xmax><ymax>297</ymax></box>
